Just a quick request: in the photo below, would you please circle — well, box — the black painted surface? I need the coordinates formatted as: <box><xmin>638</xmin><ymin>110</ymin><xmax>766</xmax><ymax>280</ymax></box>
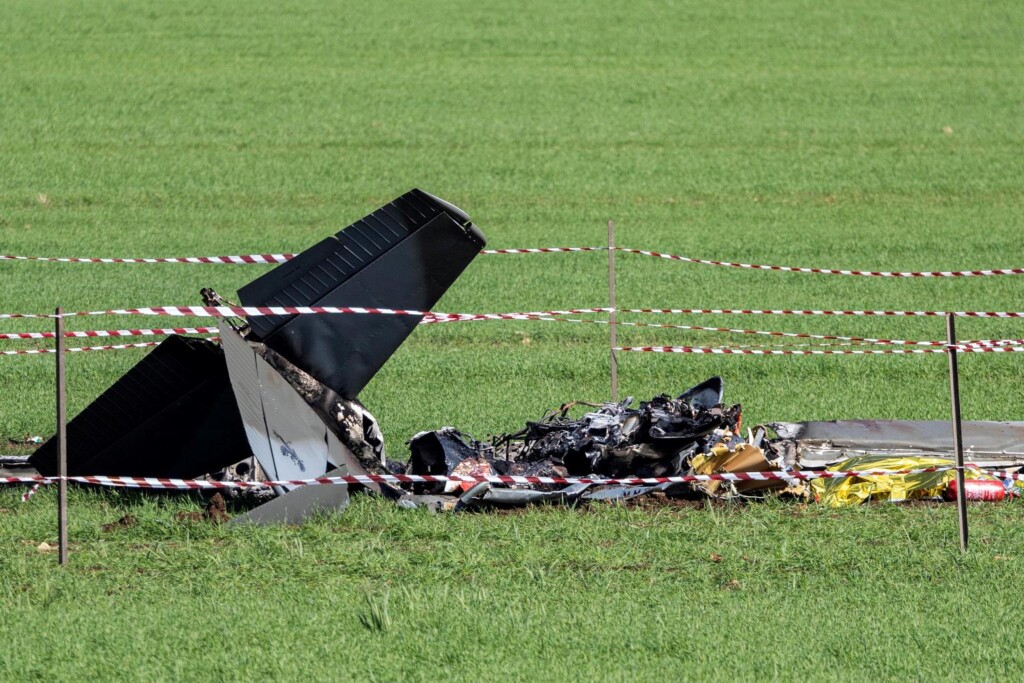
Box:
<box><xmin>237</xmin><ymin>189</ymin><xmax>486</xmax><ymax>398</ymax></box>
<box><xmin>30</xmin><ymin>336</ymin><xmax>250</xmax><ymax>477</ymax></box>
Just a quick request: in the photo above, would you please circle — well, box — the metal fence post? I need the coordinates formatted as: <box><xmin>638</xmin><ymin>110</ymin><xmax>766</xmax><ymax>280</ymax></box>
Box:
<box><xmin>946</xmin><ymin>313</ymin><xmax>968</xmax><ymax>552</ymax></box>
<box><xmin>608</xmin><ymin>220</ymin><xmax>618</xmax><ymax>402</ymax></box>
<box><xmin>56</xmin><ymin>307</ymin><xmax>68</xmax><ymax>565</ymax></box>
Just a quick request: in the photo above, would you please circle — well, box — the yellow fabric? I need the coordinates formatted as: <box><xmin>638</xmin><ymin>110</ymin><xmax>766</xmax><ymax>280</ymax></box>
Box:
<box><xmin>809</xmin><ymin>455</ymin><xmax>998</xmax><ymax>507</ymax></box>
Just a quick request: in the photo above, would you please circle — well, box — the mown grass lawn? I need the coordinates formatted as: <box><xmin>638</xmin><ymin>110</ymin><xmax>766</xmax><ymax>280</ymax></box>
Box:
<box><xmin>1</xmin><ymin>0</ymin><xmax>1023</xmax><ymax>680</ymax></box>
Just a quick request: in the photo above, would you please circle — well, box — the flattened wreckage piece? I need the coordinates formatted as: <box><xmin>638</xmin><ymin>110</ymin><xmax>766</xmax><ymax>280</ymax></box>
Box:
<box><xmin>582</xmin><ymin>483</ymin><xmax>672</xmax><ymax>502</ymax></box>
<box><xmin>231</xmin><ymin>467</ymin><xmax>350</xmax><ymax>526</ymax></box>
<box><xmin>455</xmin><ymin>482</ymin><xmax>592</xmax><ymax>510</ymax></box>
<box><xmin>30</xmin><ymin>336</ymin><xmax>249</xmax><ymax>477</ymax></box>
<box><xmin>774</xmin><ymin>420</ymin><xmax>1024</xmax><ymax>467</ymax></box>
<box><xmin>238</xmin><ymin>189</ymin><xmax>487</xmax><ymax>399</ymax></box>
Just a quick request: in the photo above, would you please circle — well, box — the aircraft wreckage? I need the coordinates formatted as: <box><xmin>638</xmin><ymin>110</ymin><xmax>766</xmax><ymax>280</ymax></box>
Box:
<box><xmin>17</xmin><ymin>189</ymin><xmax>1024</xmax><ymax>521</ymax></box>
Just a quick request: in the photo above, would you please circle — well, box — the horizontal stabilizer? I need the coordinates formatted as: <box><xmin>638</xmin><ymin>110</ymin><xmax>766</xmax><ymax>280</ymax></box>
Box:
<box><xmin>30</xmin><ymin>336</ymin><xmax>249</xmax><ymax>477</ymax></box>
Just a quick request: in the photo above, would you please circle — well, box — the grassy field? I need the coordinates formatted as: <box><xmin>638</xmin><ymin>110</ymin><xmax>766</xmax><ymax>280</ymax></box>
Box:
<box><xmin>2</xmin><ymin>0</ymin><xmax>1024</xmax><ymax>680</ymax></box>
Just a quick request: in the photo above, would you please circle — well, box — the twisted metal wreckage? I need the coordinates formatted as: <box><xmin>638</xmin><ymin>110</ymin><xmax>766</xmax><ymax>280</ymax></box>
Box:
<box><xmin>16</xmin><ymin>190</ymin><xmax>1024</xmax><ymax>522</ymax></box>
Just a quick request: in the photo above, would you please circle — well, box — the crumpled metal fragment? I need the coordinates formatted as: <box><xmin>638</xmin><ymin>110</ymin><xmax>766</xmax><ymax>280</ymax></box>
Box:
<box><xmin>402</xmin><ymin>377</ymin><xmax>746</xmax><ymax>509</ymax></box>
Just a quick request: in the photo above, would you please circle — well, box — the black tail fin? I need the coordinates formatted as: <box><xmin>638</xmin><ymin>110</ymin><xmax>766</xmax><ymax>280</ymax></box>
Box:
<box><xmin>237</xmin><ymin>189</ymin><xmax>486</xmax><ymax>398</ymax></box>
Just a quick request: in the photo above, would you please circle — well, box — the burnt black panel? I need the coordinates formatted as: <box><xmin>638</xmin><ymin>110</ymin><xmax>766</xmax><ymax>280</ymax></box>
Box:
<box><xmin>30</xmin><ymin>336</ymin><xmax>250</xmax><ymax>477</ymax></box>
<box><xmin>237</xmin><ymin>189</ymin><xmax>486</xmax><ymax>398</ymax></box>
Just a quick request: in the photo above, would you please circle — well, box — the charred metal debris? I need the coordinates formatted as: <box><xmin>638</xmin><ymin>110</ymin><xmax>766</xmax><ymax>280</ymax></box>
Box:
<box><xmin>396</xmin><ymin>377</ymin><xmax>792</xmax><ymax>511</ymax></box>
<box><xmin>12</xmin><ymin>188</ymin><xmax>1024</xmax><ymax>521</ymax></box>
<box><xmin>390</xmin><ymin>381</ymin><xmax>1024</xmax><ymax>510</ymax></box>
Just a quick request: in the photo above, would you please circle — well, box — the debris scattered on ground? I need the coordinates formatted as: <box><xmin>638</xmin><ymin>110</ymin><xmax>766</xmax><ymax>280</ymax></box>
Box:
<box><xmin>395</xmin><ymin>377</ymin><xmax>787</xmax><ymax>510</ymax></box>
<box><xmin>394</xmin><ymin>377</ymin><xmax>1024</xmax><ymax>512</ymax></box>
<box><xmin>101</xmin><ymin>515</ymin><xmax>138</xmax><ymax>532</ymax></box>
<box><xmin>11</xmin><ymin>436</ymin><xmax>43</xmax><ymax>446</ymax></box>
<box><xmin>11</xmin><ymin>189</ymin><xmax>1024</xmax><ymax>522</ymax></box>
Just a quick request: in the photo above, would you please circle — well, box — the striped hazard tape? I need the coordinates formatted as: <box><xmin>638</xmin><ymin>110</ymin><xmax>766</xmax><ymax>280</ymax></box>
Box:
<box><xmin>0</xmin><ymin>466</ymin><xmax>987</xmax><ymax>491</ymax></box>
<box><xmin>2</xmin><ymin>245</ymin><xmax>1022</xmax><ymax>277</ymax></box>
<box><xmin>615</xmin><ymin>344</ymin><xmax>1024</xmax><ymax>356</ymax></box>
<box><xmin>421</xmin><ymin>315</ymin><xmax>1024</xmax><ymax>348</ymax></box>
<box><xmin>612</xmin><ymin>307</ymin><xmax>1024</xmax><ymax>319</ymax></box>
<box><xmin>3</xmin><ymin>305</ymin><xmax>1024</xmax><ymax>321</ymax></box>
<box><xmin>2</xmin><ymin>341</ymin><xmax>165</xmax><ymax>355</ymax></box>
<box><xmin>0</xmin><ymin>326</ymin><xmax>218</xmax><ymax>340</ymax></box>
<box><xmin>21</xmin><ymin>483</ymin><xmax>42</xmax><ymax>502</ymax></box>
<box><xmin>1</xmin><ymin>310</ymin><xmax>1020</xmax><ymax>357</ymax></box>
<box><xmin>7</xmin><ymin>338</ymin><xmax>1020</xmax><ymax>357</ymax></box>
<box><xmin>0</xmin><ymin>253</ymin><xmax>296</xmax><ymax>264</ymax></box>
<box><xmin>0</xmin><ymin>306</ymin><xmax>614</xmax><ymax>321</ymax></box>
<box><xmin>0</xmin><ymin>247</ymin><xmax>600</xmax><ymax>264</ymax></box>
<box><xmin>612</xmin><ymin>248</ymin><xmax>1024</xmax><ymax>278</ymax></box>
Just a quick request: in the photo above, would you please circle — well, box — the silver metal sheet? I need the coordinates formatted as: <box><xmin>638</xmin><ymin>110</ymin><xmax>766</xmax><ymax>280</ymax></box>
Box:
<box><xmin>774</xmin><ymin>420</ymin><xmax>1024</xmax><ymax>467</ymax></box>
<box><xmin>221</xmin><ymin>323</ymin><xmax>343</xmax><ymax>483</ymax></box>
<box><xmin>455</xmin><ymin>483</ymin><xmax>591</xmax><ymax>509</ymax></box>
<box><xmin>582</xmin><ymin>483</ymin><xmax>672</xmax><ymax>502</ymax></box>
<box><xmin>231</xmin><ymin>466</ymin><xmax>349</xmax><ymax>526</ymax></box>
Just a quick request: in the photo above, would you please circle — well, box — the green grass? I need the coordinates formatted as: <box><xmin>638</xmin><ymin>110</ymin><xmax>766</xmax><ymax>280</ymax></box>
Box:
<box><xmin>1</xmin><ymin>0</ymin><xmax>1024</xmax><ymax>679</ymax></box>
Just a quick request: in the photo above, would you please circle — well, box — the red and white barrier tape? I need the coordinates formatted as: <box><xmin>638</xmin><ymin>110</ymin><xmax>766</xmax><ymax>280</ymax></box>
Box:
<box><xmin>2</xmin><ymin>466</ymin><xmax>1003</xmax><ymax>492</ymax></box>
<box><xmin>613</xmin><ymin>248</ymin><xmax>1024</xmax><ymax>278</ymax></box>
<box><xmin>0</xmin><ymin>315</ymin><xmax>1017</xmax><ymax>350</ymax></box>
<box><xmin>0</xmin><ymin>247</ymin><xmax>601</xmax><ymax>264</ymax></box>
<box><xmin>483</xmin><ymin>247</ymin><xmax>606</xmax><ymax>255</ymax></box>
<box><xmin>0</xmin><ymin>253</ymin><xmax>296</xmax><ymax>264</ymax></box>
<box><xmin>424</xmin><ymin>314</ymin><xmax>1024</xmax><ymax>348</ymax></box>
<box><xmin>1</xmin><ymin>311</ymin><xmax>1020</xmax><ymax>357</ymax></box>
<box><xmin>615</xmin><ymin>307</ymin><xmax>1024</xmax><ymax>319</ymax></box>
<box><xmin>0</xmin><ymin>305</ymin><xmax>433</xmax><ymax>320</ymax></box>
<box><xmin>4</xmin><ymin>246</ymin><xmax>1023</xmax><ymax>278</ymax></box>
<box><xmin>2</xmin><ymin>342</ymin><xmax>164</xmax><ymax>355</ymax></box>
<box><xmin>4</xmin><ymin>305</ymin><xmax>1024</xmax><ymax>321</ymax></box>
<box><xmin>615</xmin><ymin>344</ymin><xmax>1024</xmax><ymax>356</ymax></box>
<box><xmin>0</xmin><ymin>306</ymin><xmax>616</xmax><ymax>321</ymax></box>
<box><xmin>10</xmin><ymin>338</ymin><xmax>1019</xmax><ymax>357</ymax></box>
<box><xmin>0</xmin><ymin>327</ymin><xmax>218</xmax><ymax>340</ymax></box>
<box><xmin>21</xmin><ymin>483</ymin><xmax>41</xmax><ymax>502</ymax></box>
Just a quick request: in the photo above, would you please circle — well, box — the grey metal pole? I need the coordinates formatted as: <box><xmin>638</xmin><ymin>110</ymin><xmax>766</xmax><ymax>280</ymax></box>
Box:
<box><xmin>607</xmin><ymin>220</ymin><xmax>618</xmax><ymax>402</ymax></box>
<box><xmin>946</xmin><ymin>313</ymin><xmax>968</xmax><ymax>552</ymax></box>
<box><xmin>56</xmin><ymin>307</ymin><xmax>68</xmax><ymax>566</ymax></box>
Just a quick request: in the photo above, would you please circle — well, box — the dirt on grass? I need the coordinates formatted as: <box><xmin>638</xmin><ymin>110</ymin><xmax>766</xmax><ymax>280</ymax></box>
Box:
<box><xmin>174</xmin><ymin>493</ymin><xmax>230</xmax><ymax>524</ymax></box>
<box><xmin>101</xmin><ymin>514</ymin><xmax>138</xmax><ymax>532</ymax></box>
